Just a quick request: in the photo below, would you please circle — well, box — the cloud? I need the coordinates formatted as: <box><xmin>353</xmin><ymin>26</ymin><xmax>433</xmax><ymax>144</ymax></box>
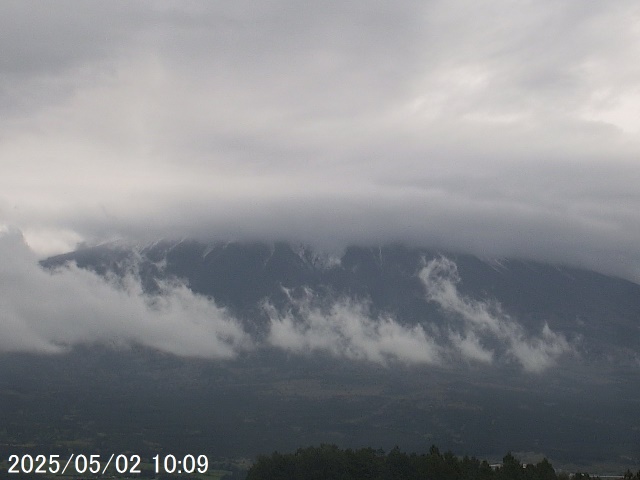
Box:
<box><xmin>264</xmin><ymin>289</ymin><xmax>442</xmax><ymax>366</ymax></box>
<box><xmin>0</xmin><ymin>229</ymin><xmax>250</xmax><ymax>357</ymax></box>
<box><xmin>263</xmin><ymin>255</ymin><xmax>574</xmax><ymax>372</ymax></box>
<box><xmin>419</xmin><ymin>256</ymin><xmax>574</xmax><ymax>373</ymax></box>
<box><xmin>2</xmin><ymin>2</ymin><xmax>640</xmax><ymax>279</ymax></box>
<box><xmin>448</xmin><ymin>331</ymin><xmax>494</xmax><ymax>364</ymax></box>
<box><xmin>0</xmin><ymin>0</ymin><xmax>640</xmax><ymax>370</ymax></box>
<box><xmin>1</xmin><ymin>227</ymin><xmax>575</xmax><ymax>373</ymax></box>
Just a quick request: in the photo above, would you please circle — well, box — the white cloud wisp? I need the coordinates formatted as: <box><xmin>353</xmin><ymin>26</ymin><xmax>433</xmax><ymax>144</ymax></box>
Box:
<box><xmin>419</xmin><ymin>256</ymin><xmax>574</xmax><ymax>373</ymax></box>
<box><xmin>0</xmin><ymin>229</ymin><xmax>250</xmax><ymax>357</ymax></box>
<box><xmin>0</xmin><ymin>228</ymin><xmax>578</xmax><ymax>373</ymax></box>
<box><xmin>265</xmin><ymin>289</ymin><xmax>442</xmax><ymax>366</ymax></box>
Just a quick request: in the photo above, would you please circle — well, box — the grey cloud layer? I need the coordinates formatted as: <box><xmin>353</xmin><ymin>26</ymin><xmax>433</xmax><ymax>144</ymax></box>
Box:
<box><xmin>1</xmin><ymin>1</ymin><xmax>640</xmax><ymax>282</ymax></box>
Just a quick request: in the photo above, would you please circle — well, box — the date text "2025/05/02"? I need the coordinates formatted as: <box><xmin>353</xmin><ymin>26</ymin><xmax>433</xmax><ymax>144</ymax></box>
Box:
<box><xmin>7</xmin><ymin>453</ymin><xmax>209</xmax><ymax>475</ymax></box>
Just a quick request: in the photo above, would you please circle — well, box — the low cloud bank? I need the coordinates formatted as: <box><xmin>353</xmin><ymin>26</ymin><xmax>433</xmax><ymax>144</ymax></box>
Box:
<box><xmin>0</xmin><ymin>229</ymin><xmax>250</xmax><ymax>357</ymax></box>
<box><xmin>1</xmin><ymin>229</ymin><xmax>574</xmax><ymax>372</ymax></box>
<box><xmin>264</xmin><ymin>289</ymin><xmax>442</xmax><ymax>366</ymax></box>
<box><xmin>263</xmin><ymin>256</ymin><xmax>574</xmax><ymax>372</ymax></box>
<box><xmin>419</xmin><ymin>257</ymin><xmax>574</xmax><ymax>373</ymax></box>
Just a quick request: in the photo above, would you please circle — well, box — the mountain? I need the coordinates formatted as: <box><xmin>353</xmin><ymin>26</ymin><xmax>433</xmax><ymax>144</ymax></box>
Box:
<box><xmin>41</xmin><ymin>240</ymin><xmax>640</xmax><ymax>362</ymax></box>
<box><xmin>1</xmin><ymin>241</ymin><xmax>638</xmax><ymax>473</ymax></box>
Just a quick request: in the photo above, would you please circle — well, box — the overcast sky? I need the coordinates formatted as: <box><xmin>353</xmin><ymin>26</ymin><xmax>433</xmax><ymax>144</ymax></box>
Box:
<box><xmin>2</xmin><ymin>0</ymin><xmax>640</xmax><ymax>282</ymax></box>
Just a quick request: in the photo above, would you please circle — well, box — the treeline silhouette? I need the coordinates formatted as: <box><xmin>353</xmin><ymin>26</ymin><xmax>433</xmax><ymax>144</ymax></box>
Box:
<box><xmin>246</xmin><ymin>444</ymin><xmax>640</xmax><ymax>480</ymax></box>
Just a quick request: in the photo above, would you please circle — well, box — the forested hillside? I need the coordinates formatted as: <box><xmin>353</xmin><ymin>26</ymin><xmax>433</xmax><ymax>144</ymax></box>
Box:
<box><xmin>247</xmin><ymin>445</ymin><xmax>640</xmax><ymax>480</ymax></box>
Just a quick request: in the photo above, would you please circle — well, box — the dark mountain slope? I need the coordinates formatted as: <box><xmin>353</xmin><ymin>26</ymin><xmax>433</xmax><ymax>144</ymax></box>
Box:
<box><xmin>42</xmin><ymin>241</ymin><xmax>640</xmax><ymax>356</ymax></box>
<box><xmin>21</xmin><ymin>240</ymin><xmax>639</xmax><ymax>471</ymax></box>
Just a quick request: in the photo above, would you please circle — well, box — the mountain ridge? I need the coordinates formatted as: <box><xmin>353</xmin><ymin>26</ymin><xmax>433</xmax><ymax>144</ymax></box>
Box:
<box><xmin>41</xmin><ymin>240</ymin><xmax>640</xmax><ymax>364</ymax></box>
<box><xmin>0</xmin><ymin>239</ymin><xmax>637</xmax><ymax>469</ymax></box>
